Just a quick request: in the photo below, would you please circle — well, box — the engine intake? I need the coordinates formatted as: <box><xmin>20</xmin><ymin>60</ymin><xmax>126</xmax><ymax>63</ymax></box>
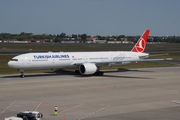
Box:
<box><xmin>79</xmin><ymin>63</ymin><xmax>98</xmax><ymax>75</ymax></box>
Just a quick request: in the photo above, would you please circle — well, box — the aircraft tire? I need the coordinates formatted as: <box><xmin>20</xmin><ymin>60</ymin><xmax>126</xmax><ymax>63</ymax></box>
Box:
<box><xmin>75</xmin><ymin>70</ymin><xmax>80</xmax><ymax>74</ymax></box>
<box><xmin>20</xmin><ymin>74</ymin><xmax>24</xmax><ymax>78</ymax></box>
<box><xmin>94</xmin><ymin>71</ymin><xmax>104</xmax><ymax>76</ymax></box>
<box><xmin>100</xmin><ymin>72</ymin><xmax>104</xmax><ymax>76</ymax></box>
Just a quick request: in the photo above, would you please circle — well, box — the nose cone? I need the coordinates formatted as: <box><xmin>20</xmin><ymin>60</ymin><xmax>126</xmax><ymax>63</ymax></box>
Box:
<box><xmin>8</xmin><ymin>61</ymin><xmax>17</xmax><ymax>68</ymax></box>
<box><xmin>8</xmin><ymin>61</ymin><xmax>12</xmax><ymax>67</ymax></box>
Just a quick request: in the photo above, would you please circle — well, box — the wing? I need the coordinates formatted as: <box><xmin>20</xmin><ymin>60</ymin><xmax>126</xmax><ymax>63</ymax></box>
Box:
<box><xmin>73</xmin><ymin>58</ymin><xmax>166</xmax><ymax>66</ymax></box>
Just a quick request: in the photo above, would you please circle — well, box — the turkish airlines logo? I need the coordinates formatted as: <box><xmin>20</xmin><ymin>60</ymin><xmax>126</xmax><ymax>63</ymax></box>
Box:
<box><xmin>135</xmin><ymin>38</ymin><xmax>145</xmax><ymax>52</ymax></box>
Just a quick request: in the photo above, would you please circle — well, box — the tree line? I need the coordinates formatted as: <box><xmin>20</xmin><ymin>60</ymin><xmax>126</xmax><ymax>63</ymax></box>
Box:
<box><xmin>0</xmin><ymin>32</ymin><xmax>180</xmax><ymax>43</ymax></box>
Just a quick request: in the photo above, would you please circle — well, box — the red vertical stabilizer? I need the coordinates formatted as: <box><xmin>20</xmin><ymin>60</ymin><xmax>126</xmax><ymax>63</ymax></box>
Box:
<box><xmin>131</xmin><ymin>29</ymin><xmax>150</xmax><ymax>53</ymax></box>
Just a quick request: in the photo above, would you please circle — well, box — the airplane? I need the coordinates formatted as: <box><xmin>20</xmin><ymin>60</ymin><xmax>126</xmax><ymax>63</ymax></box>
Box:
<box><xmin>8</xmin><ymin>29</ymin><xmax>164</xmax><ymax>78</ymax></box>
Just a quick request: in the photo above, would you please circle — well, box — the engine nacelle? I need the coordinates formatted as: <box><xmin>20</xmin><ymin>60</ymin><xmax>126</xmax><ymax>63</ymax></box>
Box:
<box><xmin>79</xmin><ymin>63</ymin><xmax>98</xmax><ymax>75</ymax></box>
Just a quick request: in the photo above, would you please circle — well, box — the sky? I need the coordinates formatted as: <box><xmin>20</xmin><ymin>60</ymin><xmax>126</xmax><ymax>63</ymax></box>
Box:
<box><xmin>0</xmin><ymin>0</ymin><xmax>180</xmax><ymax>36</ymax></box>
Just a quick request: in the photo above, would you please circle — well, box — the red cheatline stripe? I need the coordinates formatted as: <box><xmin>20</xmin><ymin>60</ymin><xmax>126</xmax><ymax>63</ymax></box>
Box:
<box><xmin>33</xmin><ymin>101</ymin><xmax>42</xmax><ymax>111</ymax></box>
<box><xmin>0</xmin><ymin>101</ymin><xmax>16</xmax><ymax>115</ymax></box>
<box><xmin>59</xmin><ymin>103</ymin><xmax>84</xmax><ymax>114</ymax></box>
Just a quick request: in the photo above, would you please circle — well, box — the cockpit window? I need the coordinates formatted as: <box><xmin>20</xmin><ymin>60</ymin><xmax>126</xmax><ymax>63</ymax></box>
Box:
<box><xmin>11</xmin><ymin>59</ymin><xmax>18</xmax><ymax>61</ymax></box>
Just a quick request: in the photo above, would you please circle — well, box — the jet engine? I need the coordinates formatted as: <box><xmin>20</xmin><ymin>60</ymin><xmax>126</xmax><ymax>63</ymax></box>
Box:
<box><xmin>79</xmin><ymin>63</ymin><xmax>98</xmax><ymax>75</ymax></box>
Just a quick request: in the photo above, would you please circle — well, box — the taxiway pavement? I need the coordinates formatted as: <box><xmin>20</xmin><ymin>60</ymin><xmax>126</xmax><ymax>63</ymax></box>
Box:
<box><xmin>0</xmin><ymin>67</ymin><xmax>180</xmax><ymax>120</ymax></box>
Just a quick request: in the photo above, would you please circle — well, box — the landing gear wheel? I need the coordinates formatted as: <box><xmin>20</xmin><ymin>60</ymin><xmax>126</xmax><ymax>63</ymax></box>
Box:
<box><xmin>94</xmin><ymin>71</ymin><xmax>104</xmax><ymax>76</ymax></box>
<box><xmin>100</xmin><ymin>72</ymin><xmax>104</xmax><ymax>76</ymax></box>
<box><xmin>75</xmin><ymin>69</ymin><xmax>80</xmax><ymax>74</ymax></box>
<box><xmin>20</xmin><ymin>74</ymin><xmax>24</xmax><ymax>78</ymax></box>
<box><xmin>19</xmin><ymin>69</ymin><xmax>25</xmax><ymax>78</ymax></box>
<box><xmin>75</xmin><ymin>70</ymin><xmax>78</xmax><ymax>73</ymax></box>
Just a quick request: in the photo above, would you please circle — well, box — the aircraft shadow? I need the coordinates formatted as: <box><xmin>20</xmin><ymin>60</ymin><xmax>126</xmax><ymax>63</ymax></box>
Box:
<box><xmin>0</xmin><ymin>69</ymin><xmax>80</xmax><ymax>78</ymax></box>
<box><xmin>103</xmin><ymin>68</ymin><xmax>153</xmax><ymax>73</ymax></box>
<box><xmin>100</xmin><ymin>74</ymin><xmax>151</xmax><ymax>79</ymax></box>
<box><xmin>100</xmin><ymin>68</ymin><xmax>152</xmax><ymax>79</ymax></box>
<box><xmin>1</xmin><ymin>68</ymin><xmax>152</xmax><ymax>78</ymax></box>
<box><xmin>0</xmin><ymin>73</ymin><xmax>60</xmax><ymax>78</ymax></box>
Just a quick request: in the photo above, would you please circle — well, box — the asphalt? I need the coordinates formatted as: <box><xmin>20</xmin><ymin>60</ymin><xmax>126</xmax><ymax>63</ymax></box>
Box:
<box><xmin>0</xmin><ymin>67</ymin><xmax>180</xmax><ymax>120</ymax></box>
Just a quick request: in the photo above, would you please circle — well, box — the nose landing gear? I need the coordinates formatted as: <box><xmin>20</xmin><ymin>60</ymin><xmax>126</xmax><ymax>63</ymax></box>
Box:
<box><xmin>20</xmin><ymin>73</ymin><xmax>24</xmax><ymax>78</ymax></box>
<box><xmin>19</xmin><ymin>69</ymin><xmax>24</xmax><ymax>78</ymax></box>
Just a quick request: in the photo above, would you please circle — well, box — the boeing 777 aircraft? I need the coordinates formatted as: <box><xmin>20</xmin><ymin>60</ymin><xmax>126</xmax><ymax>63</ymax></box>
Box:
<box><xmin>8</xmin><ymin>30</ymin><xmax>164</xmax><ymax>78</ymax></box>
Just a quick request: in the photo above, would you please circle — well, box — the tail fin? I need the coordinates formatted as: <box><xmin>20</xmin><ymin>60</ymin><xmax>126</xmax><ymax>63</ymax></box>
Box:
<box><xmin>131</xmin><ymin>29</ymin><xmax>150</xmax><ymax>53</ymax></box>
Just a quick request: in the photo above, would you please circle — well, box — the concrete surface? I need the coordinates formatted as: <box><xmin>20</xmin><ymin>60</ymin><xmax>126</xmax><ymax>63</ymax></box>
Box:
<box><xmin>0</xmin><ymin>67</ymin><xmax>180</xmax><ymax>120</ymax></box>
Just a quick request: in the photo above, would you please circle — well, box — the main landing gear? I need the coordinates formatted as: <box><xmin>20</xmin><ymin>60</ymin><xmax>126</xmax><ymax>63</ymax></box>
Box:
<box><xmin>94</xmin><ymin>71</ymin><xmax>104</xmax><ymax>76</ymax></box>
<box><xmin>74</xmin><ymin>69</ymin><xmax>104</xmax><ymax>76</ymax></box>
<box><xmin>94</xmin><ymin>67</ymin><xmax>104</xmax><ymax>76</ymax></box>
<box><xmin>19</xmin><ymin>69</ymin><xmax>24</xmax><ymax>78</ymax></box>
<box><xmin>75</xmin><ymin>69</ymin><xmax>80</xmax><ymax>74</ymax></box>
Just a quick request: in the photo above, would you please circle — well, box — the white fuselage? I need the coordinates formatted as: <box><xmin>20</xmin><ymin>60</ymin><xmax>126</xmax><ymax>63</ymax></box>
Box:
<box><xmin>8</xmin><ymin>51</ymin><xmax>148</xmax><ymax>70</ymax></box>
<box><xmin>7</xmin><ymin>29</ymin><xmax>157</xmax><ymax>77</ymax></box>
